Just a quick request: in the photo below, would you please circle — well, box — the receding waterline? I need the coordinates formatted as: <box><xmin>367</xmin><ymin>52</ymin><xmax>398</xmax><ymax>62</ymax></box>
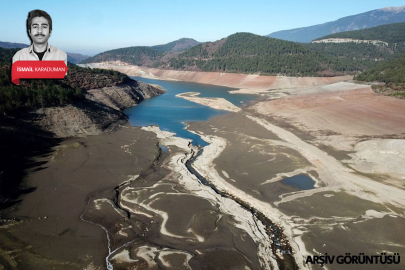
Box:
<box><xmin>125</xmin><ymin>76</ymin><xmax>256</xmax><ymax>146</ymax></box>
<box><xmin>159</xmin><ymin>144</ymin><xmax>169</xmax><ymax>153</ymax></box>
<box><xmin>281</xmin><ymin>174</ymin><xmax>315</xmax><ymax>190</ymax></box>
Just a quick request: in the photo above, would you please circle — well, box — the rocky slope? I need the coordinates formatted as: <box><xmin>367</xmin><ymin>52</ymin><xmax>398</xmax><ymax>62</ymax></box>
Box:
<box><xmin>29</xmin><ymin>80</ymin><xmax>165</xmax><ymax>138</ymax></box>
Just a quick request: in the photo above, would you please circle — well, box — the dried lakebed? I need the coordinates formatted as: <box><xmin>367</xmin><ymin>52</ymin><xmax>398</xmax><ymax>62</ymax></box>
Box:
<box><xmin>121</xmin><ymin>77</ymin><xmax>405</xmax><ymax>270</ymax></box>
<box><xmin>78</xmin><ymin>78</ymin><xmax>301</xmax><ymax>269</ymax></box>
<box><xmin>3</xmin><ymin>75</ymin><xmax>404</xmax><ymax>270</ymax></box>
<box><xmin>97</xmin><ymin>78</ymin><xmax>294</xmax><ymax>269</ymax></box>
<box><xmin>82</xmin><ymin>66</ymin><xmax>405</xmax><ymax>269</ymax></box>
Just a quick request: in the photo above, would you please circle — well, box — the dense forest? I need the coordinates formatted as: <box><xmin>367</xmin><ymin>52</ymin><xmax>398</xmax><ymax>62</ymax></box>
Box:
<box><xmin>311</xmin><ymin>23</ymin><xmax>405</xmax><ymax>98</ymax></box>
<box><xmin>314</xmin><ymin>22</ymin><xmax>405</xmax><ymax>44</ymax></box>
<box><xmin>308</xmin><ymin>22</ymin><xmax>405</xmax><ymax>67</ymax></box>
<box><xmin>85</xmin><ymin>33</ymin><xmax>350</xmax><ymax>75</ymax></box>
<box><xmin>355</xmin><ymin>53</ymin><xmax>405</xmax><ymax>98</ymax></box>
<box><xmin>82</xmin><ymin>23</ymin><xmax>405</xmax><ymax>80</ymax></box>
<box><xmin>82</xmin><ymin>46</ymin><xmax>164</xmax><ymax>66</ymax></box>
<box><xmin>0</xmin><ymin>47</ymin><xmax>131</xmax><ymax>115</ymax></box>
<box><xmin>168</xmin><ymin>32</ymin><xmax>374</xmax><ymax>76</ymax></box>
<box><xmin>151</xmin><ymin>38</ymin><xmax>199</xmax><ymax>52</ymax></box>
<box><xmin>355</xmin><ymin>53</ymin><xmax>405</xmax><ymax>83</ymax></box>
<box><xmin>306</xmin><ymin>42</ymin><xmax>393</xmax><ymax>67</ymax></box>
<box><xmin>0</xmin><ymin>47</ymin><xmax>18</xmax><ymax>65</ymax></box>
<box><xmin>83</xmin><ymin>28</ymin><xmax>405</xmax><ymax>76</ymax></box>
<box><xmin>82</xmin><ymin>38</ymin><xmax>200</xmax><ymax>66</ymax></box>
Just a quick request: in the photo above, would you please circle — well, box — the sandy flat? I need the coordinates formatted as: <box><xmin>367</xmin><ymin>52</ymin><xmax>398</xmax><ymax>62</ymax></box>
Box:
<box><xmin>184</xmin><ymin>79</ymin><xmax>405</xmax><ymax>269</ymax></box>
<box><xmin>254</xmin><ymin>86</ymin><xmax>405</xmax><ymax>137</ymax></box>
<box><xmin>176</xmin><ymin>92</ymin><xmax>241</xmax><ymax>112</ymax></box>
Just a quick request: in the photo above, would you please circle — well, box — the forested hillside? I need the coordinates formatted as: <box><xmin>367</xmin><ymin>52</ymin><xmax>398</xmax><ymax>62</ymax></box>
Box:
<box><xmin>304</xmin><ymin>23</ymin><xmax>405</xmax><ymax>75</ymax></box>
<box><xmin>81</xmin><ymin>46</ymin><xmax>163</xmax><ymax>66</ymax></box>
<box><xmin>82</xmin><ymin>24</ymin><xmax>405</xmax><ymax>77</ymax></box>
<box><xmin>306</xmin><ymin>42</ymin><xmax>393</xmax><ymax>71</ymax></box>
<box><xmin>0</xmin><ymin>48</ymin><xmax>18</xmax><ymax>65</ymax></box>
<box><xmin>0</xmin><ymin>48</ymin><xmax>130</xmax><ymax>114</ymax></box>
<box><xmin>314</xmin><ymin>22</ymin><xmax>405</xmax><ymax>44</ymax></box>
<box><xmin>81</xmin><ymin>38</ymin><xmax>200</xmax><ymax>66</ymax></box>
<box><xmin>311</xmin><ymin>22</ymin><xmax>405</xmax><ymax>57</ymax></box>
<box><xmin>167</xmin><ymin>32</ymin><xmax>367</xmax><ymax>76</ymax></box>
<box><xmin>151</xmin><ymin>38</ymin><xmax>200</xmax><ymax>52</ymax></box>
<box><xmin>83</xmin><ymin>32</ymin><xmax>403</xmax><ymax>76</ymax></box>
<box><xmin>355</xmin><ymin>53</ymin><xmax>405</xmax><ymax>98</ymax></box>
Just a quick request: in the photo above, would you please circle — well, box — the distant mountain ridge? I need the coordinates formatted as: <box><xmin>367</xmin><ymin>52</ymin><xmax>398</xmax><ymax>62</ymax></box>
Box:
<box><xmin>83</xmin><ymin>31</ymin><xmax>400</xmax><ymax>76</ymax></box>
<box><xmin>0</xmin><ymin>41</ymin><xmax>91</xmax><ymax>64</ymax></box>
<box><xmin>82</xmin><ymin>22</ymin><xmax>405</xmax><ymax>77</ymax></box>
<box><xmin>268</xmin><ymin>5</ymin><xmax>405</xmax><ymax>43</ymax></box>
<box><xmin>313</xmin><ymin>22</ymin><xmax>405</xmax><ymax>44</ymax></box>
<box><xmin>151</xmin><ymin>38</ymin><xmax>200</xmax><ymax>52</ymax></box>
<box><xmin>82</xmin><ymin>38</ymin><xmax>200</xmax><ymax>66</ymax></box>
<box><xmin>0</xmin><ymin>41</ymin><xmax>27</xmax><ymax>49</ymax></box>
<box><xmin>86</xmin><ymin>33</ymin><xmax>348</xmax><ymax>76</ymax></box>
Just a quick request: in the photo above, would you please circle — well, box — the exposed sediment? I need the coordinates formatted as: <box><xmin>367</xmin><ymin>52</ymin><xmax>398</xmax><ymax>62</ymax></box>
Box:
<box><xmin>180</xmin><ymin>80</ymin><xmax>405</xmax><ymax>270</ymax></box>
<box><xmin>187</xmin><ymin>131</ymin><xmax>305</xmax><ymax>269</ymax></box>
<box><xmin>138</xmin><ymin>126</ymin><xmax>277</xmax><ymax>269</ymax></box>
<box><xmin>185</xmin><ymin>138</ymin><xmax>298</xmax><ymax>270</ymax></box>
<box><xmin>80</xmin><ymin>63</ymin><xmax>352</xmax><ymax>93</ymax></box>
<box><xmin>0</xmin><ymin>125</ymin><xmax>164</xmax><ymax>270</ymax></box>
<box><xmin>176</xmin><ymin>92</ymin><xmax>241</xmax><ymax>112</ymax></box>
<box><xmin>4</xmin><ymin>62</ymin><xmax>405</xmax><ymax>270</ymax></box>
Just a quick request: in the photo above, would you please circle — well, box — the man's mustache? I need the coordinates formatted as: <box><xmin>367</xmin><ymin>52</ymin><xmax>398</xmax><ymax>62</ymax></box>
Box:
<box><xmin>34</xmin><ymin>34</ymin><xmax>45</xmax><ymax>37</ymax></box>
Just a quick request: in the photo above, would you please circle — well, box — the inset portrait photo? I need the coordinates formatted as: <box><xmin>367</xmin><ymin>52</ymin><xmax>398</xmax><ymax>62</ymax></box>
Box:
<box><xmin>12</xmin><ymin>9</ymin><xmax>67</xmax><ymax>65</ymax></box>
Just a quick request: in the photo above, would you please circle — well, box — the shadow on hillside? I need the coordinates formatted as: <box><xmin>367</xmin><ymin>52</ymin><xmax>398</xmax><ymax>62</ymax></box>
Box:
<box><xmin>0</xmin><ymin>116</ymin><xmax>61</xmax><ymax>210</ymax></box>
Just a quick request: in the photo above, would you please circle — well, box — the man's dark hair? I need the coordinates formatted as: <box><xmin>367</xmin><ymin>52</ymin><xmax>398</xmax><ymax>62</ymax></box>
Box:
<box><xmin>26</xmin><ymin>10</ymin><xmax>52</xmax><ymax>33</ymax></box>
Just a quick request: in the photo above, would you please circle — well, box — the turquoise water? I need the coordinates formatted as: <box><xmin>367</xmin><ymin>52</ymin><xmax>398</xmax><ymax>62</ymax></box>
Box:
<box><xmin>125</xmin><ymin>77</ymin><xmax>256</xmax><ymax>146</ymax></box>
<box><xmin>281</xmin><ymin>174</ymin><xmax>315</xmax><ymax>190</ymax></box>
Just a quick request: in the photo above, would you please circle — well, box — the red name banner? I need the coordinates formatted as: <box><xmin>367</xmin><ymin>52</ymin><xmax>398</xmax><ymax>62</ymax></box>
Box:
<box><xmin>12</xmin><ymin>61</ymin><xmax>68</xmax><ymax>85</ymax></box>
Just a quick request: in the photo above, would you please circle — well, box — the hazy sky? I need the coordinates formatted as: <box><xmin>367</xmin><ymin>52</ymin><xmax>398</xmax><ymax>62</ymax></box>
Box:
<box><xmin>1</xmin><ymin>0</ymin><xmax>404</xmax><ymax>55</ymax></box>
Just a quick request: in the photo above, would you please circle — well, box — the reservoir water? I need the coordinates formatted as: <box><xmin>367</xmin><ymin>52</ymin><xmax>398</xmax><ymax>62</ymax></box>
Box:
<box><xmin>127</xmin><ymin>77</ymin><xmax>317</xmax><ymax>189</ymax></box>
<box><xmin>281</xmin><ymin>174</ymin><xmax>315</xmax><ymax>190</ymax></box>
<box><xmin>125</xmin><ymin>77</ymin><xmax>256</xmax><ymax>146</ymax></box>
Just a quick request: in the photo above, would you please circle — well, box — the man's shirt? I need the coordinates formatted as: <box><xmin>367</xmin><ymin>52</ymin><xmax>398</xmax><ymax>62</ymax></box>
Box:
<box><xmin>12</xmin><ymin>43</ymin><xmax>67</xmax><ymax>66</ymax></box>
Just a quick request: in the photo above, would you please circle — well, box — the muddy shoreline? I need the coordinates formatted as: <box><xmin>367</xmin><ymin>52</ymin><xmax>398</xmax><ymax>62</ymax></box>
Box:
<box><xmin>0</xmin><ymin>124</ymin><xmax>163</xmax><ymax>269</ymax></box>
<box><xmin>0</xmin><ymin>120</ymin><xmax>281</xmax><ymax>269</ymax></box>
<box><xmin>2</xmin><ymin>68</ymin><xmax>405</xmax><ymax>269</ymax></box>
<box><xmin>80</xmin><ymin>63</ymin><xmax>352</xmax><ymax>93</ymax></box>
<box><xmin>186</xmin><ymin>145</ymin><xmax>298</xmax><ymax>270</ymax></box>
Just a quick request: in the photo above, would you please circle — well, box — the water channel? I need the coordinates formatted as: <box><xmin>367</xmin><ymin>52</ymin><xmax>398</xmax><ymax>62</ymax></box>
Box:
<box><xmin>121</xmin><ymin>76</ymin><xmax>307</xmax><ymax>268</ymax></box>
<box><xmin>125</xmin><ymin>76</ymin><xmax>297</xmax><ymax>267</ymax></box>
<box><xmin>125</xmin><ymin>77</ymin><xmax>256</xmax><ymax>146</ymax></box>
<box><xmin>127</xmin><ymin>76</ymin><xmax>316</xmax><ymax>192</ymax></box>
